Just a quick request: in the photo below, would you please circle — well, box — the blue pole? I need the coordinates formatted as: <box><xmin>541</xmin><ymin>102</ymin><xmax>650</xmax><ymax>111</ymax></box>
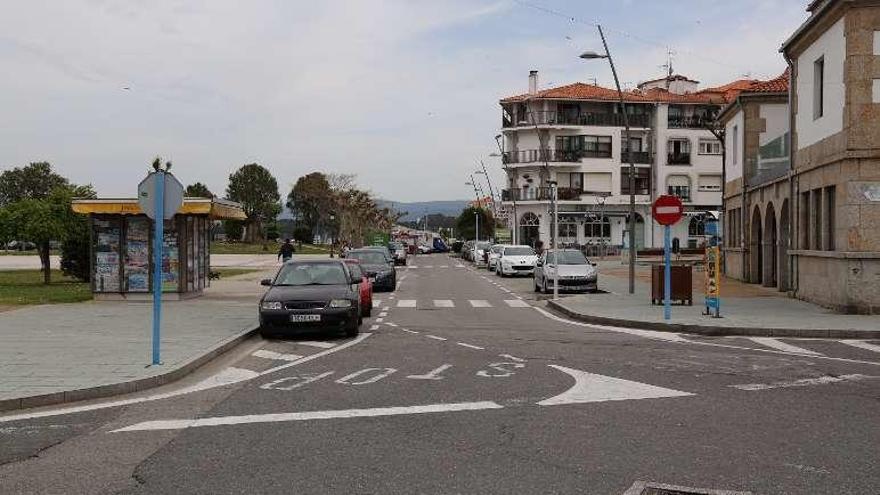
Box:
<box><xmin>664</xmin><ymin>224</ymin><xmax>671</xmax><ymax>321</ymax></box>
<box><xmin>152</xmin><ymin>171</ymin><xmax>165</xmax><ymax>365</ymax></box>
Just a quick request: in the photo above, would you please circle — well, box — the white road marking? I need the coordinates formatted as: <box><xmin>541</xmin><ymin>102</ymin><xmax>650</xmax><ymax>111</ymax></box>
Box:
<box><xmin>476</xmin><ymin>362</ymin><xmax>525</xmax><ymax>378</ymax></box>
<box><xmin>378</xmin><ymin>312</ymin><xmax>388</xmax><ymax>317</ymax></box>
<box><xmin>426</xmin><ymin>334</ymin><xmax>447</xmax><ymax>341</ymax></box>
<box><xmin>424</xmin><ymin>265</ymin><xmax>434</xmax><ymax>269</ymax></box>
<box><xmin>252</xmin><ymin>350</ymin><xmax>303</xmax><ymax>362</ymax></box>
<box><xmin>440</xmin><ymin>265</ymin><xmax>449</xmax><ymax>268</ymax></box>
<box><xmin>504</xmin><ymin>299</ymin><xmax>530</xmax><ymax>308</ymax></box>
<box><xmin>0</xmin><ymin>333</ymin><xmax>374</xmax><ymax>423</ymax></box>
<box><xmin>456</xmin><ymin>342</ymin><xmax>484</xmax><ymax>350</ymax></box>
<box><xmin>748</xmin><ymin>337</ymin><xmax>823</xmax><ymax>356</ymax></box>
<box><xmin>336</xmin><ymin>368</ymin><xmax>397</xmax><ymax>385</ymax></box>
<box><xmin>406</xmin><ymin>364</ymin><xmax>453</xmax><ymax>380</ymax></box>
<box><xmin>298</xmin><ymin>341</ymin><xmax>336</xmax><ymax>349</ymax></box>
<box><xmin>385</xmin><ymin>322</ymin><xmax>398</xmax><ymax>327</ymax></box>
<box><xmin>376</xmin><ymin>318</ymin><xmax>384</xmax><ymax>323</ymax></box>
<box><xmin>538</xmin><ymin>365</ymin><xmax>694</xmax><ymax>406</ymax></box>
<box><xmin>433</xmin><ymin>299</ymin><xmax>454</xmax><ymax>308</ymax></box>
<box><xmin>397</xmin><ymin>299</ymin><xmax>417</xmax><ymax>308</ymax></box>
<box><xmin>455</xmin><ymin>264</ymin><xmax>464</xmax><ymax>268</ymax></box>
<box><xmin>382</xmin><ymin>306</ymin><xmax>390</xmax><ymax>311</ymax></box>
<box><xmin>401</xmin><ymin>328</ymin><xmax>419</xmax><ymax>334</ymax></box>
<box><xmin>409</xmin><ymin>266</ymin><xmax>418</xmax><ymax>269</ymax></box>
<box><xmin>732</xmin><ymin>374</ymin><xmax>879</xmax><ymax>391</ymax></box>
<box><xmin>111</xmin><ymin>401</ymin><xmax>506</xmax><ymax>432</ymax></box>
<box><xmin>499</xmin><ymin>354</ymin><xmax>526</xmax><ymax>362</ymax></box>
<box><xmin>261</xmin><ymin>371</ymin><xmax>334</xmax><ymax>391</ymax></box>
<box><xmin>372</xmin><ymin>299</ymin><xmax>382</xmax><ymax>307</ymax></box>
<box><xmin>370</xmin><ymin>324</ymin><xmax>379</xmax><ymax>330</ymax></box>
<box><xmin>469</xmin><ymin>300</ymin><xmax>492</xmax><ymax>308</ymax></box>
<box><xmin>840</xmin><ymin>340</ymin><xmax>880</xmax><ymax>353</ymax></box>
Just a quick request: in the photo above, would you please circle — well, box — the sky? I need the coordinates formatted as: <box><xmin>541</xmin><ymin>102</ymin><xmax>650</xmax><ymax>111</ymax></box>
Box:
<box><xmin>0</xmin><ymin>0</ymin><xmax>810</xmax><ymax>202</ymax></box>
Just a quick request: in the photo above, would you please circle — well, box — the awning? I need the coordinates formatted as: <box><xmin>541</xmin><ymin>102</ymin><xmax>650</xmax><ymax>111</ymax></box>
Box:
<box><xmin>71</xmin><ymin>198</ymin><xmax>247</xmax><ymax>220</ymax></box>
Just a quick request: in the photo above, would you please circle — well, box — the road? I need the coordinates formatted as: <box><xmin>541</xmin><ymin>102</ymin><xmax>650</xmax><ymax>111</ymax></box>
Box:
<box><xmin>2</xmin><ymin>253</ymin><xmax>879</xmax><ymax>494</ymax></box>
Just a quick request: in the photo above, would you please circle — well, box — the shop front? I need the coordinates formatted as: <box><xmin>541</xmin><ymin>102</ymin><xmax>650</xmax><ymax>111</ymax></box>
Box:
<box><xmin>71</xmin><ymin>198</ymin><xmax>246</xmax><ymax>300</ymax></box>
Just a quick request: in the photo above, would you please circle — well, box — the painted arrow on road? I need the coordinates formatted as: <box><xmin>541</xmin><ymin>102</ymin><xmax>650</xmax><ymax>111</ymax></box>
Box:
<box><xmin>537</xmin><ymin>365</ymin><xmax>694</xmax><ymax>406</ymax></box>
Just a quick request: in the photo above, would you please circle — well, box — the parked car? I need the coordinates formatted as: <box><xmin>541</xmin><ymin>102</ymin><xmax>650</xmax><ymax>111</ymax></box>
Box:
<box><xmin>346</xmin><ymin>249</ymin><xmax>397</xmax><ymax>291</ymax></box>
<box><xmin>432</xmin><ymin>237</ymin><xmax>449</xmax><ymax>253</ymax></box>
<box><xmin>389</xmin><ymin>241</ymin><xmax>407</xmax><ymax>266</ymax></box>
<box><xmin>473</xmin><ymin>241</ymin><xmax>491</xmax><ymax>266</ymax></box>
<box><xmin>487</xmin><ymin>244</ymin><xmax>507</xmax><ymax>272</ymax></box>
<box><xmin>533</xmin><ymin>249</ymin><xmax>598</xmax><ymax>294</ymax></box>
<box><xmin>417</xmin><ymin>243</ymin><xmax>433</xmax><ymax>254</ymax></box>
<box><xmin>343</xmin><ymin>259</ymin><xmax>373</xmax><ymax>317</ymax></box>
<box><xmin>462</xmin><ymin>241</ymin><xmax>475</xmax><ymax>261</ymax></box>
<box><xmin>496</xmin><ymin>245</ymin><xmax>538</xmax><ymax>277</ymax></box>
<box><xmin>258</xmin><ymin>260</ymin><xmax>361</xmax><ymax>338</ymax></box>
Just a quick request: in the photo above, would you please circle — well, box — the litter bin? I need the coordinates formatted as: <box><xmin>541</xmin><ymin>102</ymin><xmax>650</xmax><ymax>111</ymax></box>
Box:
<box><xmin>651</xmin><ymin>264</ymin><xmax>693</xmax><ymax>306</ymax></box>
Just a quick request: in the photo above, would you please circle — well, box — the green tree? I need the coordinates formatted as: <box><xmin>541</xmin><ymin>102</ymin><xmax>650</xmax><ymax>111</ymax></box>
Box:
<box><xmin>287</xmin><ymin>172</ymin><xmax>332</xmax><ymax>240</ymax></box>
<box><xmin>223</xmin><ymin>219</ymin><xmax>244</xmax><ymax>241</ymax></box>
<box><xmin>225</xmin><ymin>164</ymin><xmax>281</xmax><ymax>244</ymax></box>
<box><xmin>58</xmin><ymin>185</ymin><xmax>96</xmax><ymax>282</ymax></box>
<box><xmin>456</xmin><ymin>206</ymin><xmax>494</xmax><ymax>241</ymax></box>
<box><xmin>185</xmin><ymin>182</ymin><xmax>214</xmax><ymax>198</ymax></box>
<box><xmin>0</xmin><ymin>162</ymin><xmax>69</xmax><ymax>206</ymax></box>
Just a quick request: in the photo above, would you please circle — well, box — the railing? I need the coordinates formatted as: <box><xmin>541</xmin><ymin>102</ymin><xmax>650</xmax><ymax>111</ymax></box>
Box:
<box><xmin>504</xmin><ymin>110</ymin><xmax>651</xmax><ymax>128</ymax></box>
<box><xmin>501</xmin><ymin>186</ymin><xmax>584</xmax><ymax>202</ymax></box>
<box><xmin>622</xmin><ymin>151</ymin><xmax>653</xmax><ymax>164</ymax></box>
<box><xmin>668</xmin><ymin>116</ymin><xmax>712</xmax><ymax>129</ymax></box>
<box><xmin>667</xmin><ymin>186</ymin><xmax>691</xmax><ymax>202</ymax></box>
<box><xmin>667</xmin><ymin>153</ymin><xmax>691</xmax><ymax>165</ymax></box>
<box><xmin>502</xmin><ymin>149</ymin><xmax>580</xmax><ymax>164</ymax></box>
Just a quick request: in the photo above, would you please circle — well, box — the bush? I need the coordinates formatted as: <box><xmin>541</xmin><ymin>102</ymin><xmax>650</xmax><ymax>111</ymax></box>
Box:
<box><xmin>223</xmin><ymin>219</ymin><xmax>244</xmax><ymax>241</ymax></box>
<box><xmin>60</xmin><ymin>218</ymin><xmax>91</xmax><ymax>282</ymax></box>
<box><xmin>266</xmin><ymin>223</ymin><xmax>280</xmax><ymax>242</ymax></box>
<box><xmin>292</xmin><ymin>225</ymin><xmax>312</xmax><ymax>244</ymax></box>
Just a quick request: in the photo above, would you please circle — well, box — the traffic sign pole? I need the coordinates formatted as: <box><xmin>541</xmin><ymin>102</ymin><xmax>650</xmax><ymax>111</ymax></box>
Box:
<box><xmin>151</xmin><ymin>171</ymin><xmax>165</xmax><ymax>365</ymax></box>
<box><xmin>664</xmin><ymin>224</ymin><xmax>671</xmax><ymax>321</ymax></box>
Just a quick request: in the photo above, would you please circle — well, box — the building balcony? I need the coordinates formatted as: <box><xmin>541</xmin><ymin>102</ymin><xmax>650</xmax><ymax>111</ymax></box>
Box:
<box><xmin>667</xmin><ymin>116</ymin><xmax>712</xmax><ymax>129</ymax></box>
<box><xmin>503</xmin><ymin>110</ymin><xmax>651</xmax><ymax>129</ymax></box>
<box><xmin>622</xmin><ymin>151</ymin><xmax>653</xmax><ymax>164</ymax></box>
<box><xmin>501</xmin><ymin>186</ymin><xmax>585</xmax><ymax>202</ymax></box>
<box><xmin>667</xmin><ymin>153</ymin><xmax>692</xmax><ymax>165</ymax></box>
<box><xmin>502</xmin><ymin>149</ymin><xmax>581</xmax><ymax>165</ymax></box>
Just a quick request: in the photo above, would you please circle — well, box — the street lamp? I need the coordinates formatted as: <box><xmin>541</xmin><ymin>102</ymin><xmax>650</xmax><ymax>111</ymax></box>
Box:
<box><xmin>465</xmin><ymin>177</ymin><xmax>481</xmax><ymax>207</ymax></box>
<box><xmin>492</xmin><ymin>135</ymin><xmax>518</xmax><ymax>245</ymax></box>
<box><xmin>580</xmin><ymin>24</ymin><xmax>636</xmax><ymax>295</ymax></box>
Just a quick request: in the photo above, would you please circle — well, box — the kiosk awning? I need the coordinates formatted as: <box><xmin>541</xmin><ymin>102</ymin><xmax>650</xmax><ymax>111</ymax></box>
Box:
<box><xmin>71</xmin><ymin>198</ymin><xmax>247</xmax><ymax>220</ymax></box>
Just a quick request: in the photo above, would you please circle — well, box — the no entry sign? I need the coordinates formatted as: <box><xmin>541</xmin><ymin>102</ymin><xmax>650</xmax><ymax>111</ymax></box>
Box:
<box><xmin>652</xmin><ymin>195</ymin><xmax>684</xmax><ymax>226</ymax></box>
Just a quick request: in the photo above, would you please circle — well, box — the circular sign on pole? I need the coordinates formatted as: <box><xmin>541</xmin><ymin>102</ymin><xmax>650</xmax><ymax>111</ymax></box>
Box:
<box><xmin>138</xmin><ymin>172</ymin><xmax>184</xmax><ymax>220</ymax></box>
<box><xmin>652</xmin><ymin>195</ymin><xmax>684</xmax><ymax>226</ymax></box>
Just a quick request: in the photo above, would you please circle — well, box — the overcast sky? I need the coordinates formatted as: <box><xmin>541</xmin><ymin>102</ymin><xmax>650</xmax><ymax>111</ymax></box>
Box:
<box><xmin>0</xmin><ymin>0</ymin><xmax>808</xmax><ymax>202</ymax></box>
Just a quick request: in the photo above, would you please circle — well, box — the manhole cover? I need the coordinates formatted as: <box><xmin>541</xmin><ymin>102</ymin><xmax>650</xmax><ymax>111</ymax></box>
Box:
<box><xmin>623</xmin><ymin>481</ymin><xmax>753</xmax><ymax>495</ymax></box>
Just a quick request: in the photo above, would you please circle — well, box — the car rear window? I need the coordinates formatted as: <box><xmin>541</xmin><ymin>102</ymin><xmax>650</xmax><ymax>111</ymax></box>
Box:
<box><xmin>275</xmin><ymin>263</ymin><xmax>348</xmax><ymax>285</ymax></box>
<box><xmin>349</xmin><ymin>251</ymin><xmax>388</xmax><ymax>264</ymax></box>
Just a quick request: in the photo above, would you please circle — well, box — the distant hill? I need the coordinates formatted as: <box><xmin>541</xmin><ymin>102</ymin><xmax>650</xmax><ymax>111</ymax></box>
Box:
<box><xmin>375</xmin><ymin>200</ymin><xmax>470</xmax><ymax>221</ymax></box>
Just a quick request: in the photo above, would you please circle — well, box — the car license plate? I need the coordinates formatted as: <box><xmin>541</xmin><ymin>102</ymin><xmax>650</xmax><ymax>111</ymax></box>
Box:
<box><xmin>290</xmin><ymin>314</ymin><xmax>321</xmax><ymax>323</ymax></box>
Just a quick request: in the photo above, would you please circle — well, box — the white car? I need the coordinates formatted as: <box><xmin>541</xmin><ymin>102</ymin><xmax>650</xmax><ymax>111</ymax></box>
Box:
<box><xmin>487</xmin><ymin>244</ymin><xmax>508</xmax><ymax>272</ymax></box>
<box><xmin>496</xmin><ymin>245</ymin><xmax>538</xmax><ymax>277</ymax></box>
<box><xmin>472</xmin><ymin>241</ymin><xmax>491</xmax><ymax>266</ymax></box>
<box><xmin>534</xmin><ymin>249</ymin><xmax>598</xmax><ymax>293</ymax></box>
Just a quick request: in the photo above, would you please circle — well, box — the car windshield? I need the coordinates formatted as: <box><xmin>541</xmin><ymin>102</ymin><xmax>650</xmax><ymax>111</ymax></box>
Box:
<box><xmin>275</xmin><ymin>263</ymin><xmax>348</xmax><ymax>286</ymax></box>
<box><xmin>349</xmin><ymin>251</ymin><xmax>389</xmax><ymax>264</ymax></box>
<box><xmin>505</xmin><ymin>247</ymin><xmax>535</xmax><ymax>256</ymax></box>
<box><xmin>555</xmin><ymin>251</ymin><xmax>589</xmax><ymax>265</ymax></box>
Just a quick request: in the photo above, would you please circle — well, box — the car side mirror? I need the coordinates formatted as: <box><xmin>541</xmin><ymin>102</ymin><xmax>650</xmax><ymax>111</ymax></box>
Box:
<box><xmin>260</xmin><ymin>278</ymin><xmax>272</xmax><ymax>286</ymax></box>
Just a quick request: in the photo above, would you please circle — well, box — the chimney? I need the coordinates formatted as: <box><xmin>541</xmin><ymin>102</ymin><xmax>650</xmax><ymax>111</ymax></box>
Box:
<box><xmin>528</xmin><ymin>70</ymin><xmax>538</xmax><ymax>95</ymax></box>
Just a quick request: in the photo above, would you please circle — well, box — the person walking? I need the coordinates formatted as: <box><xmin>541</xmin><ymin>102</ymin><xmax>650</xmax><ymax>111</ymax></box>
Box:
<box><xmin>278</xmin><ymin>238</ymin><xmax>295</xmax><ymax>263</ymax></box>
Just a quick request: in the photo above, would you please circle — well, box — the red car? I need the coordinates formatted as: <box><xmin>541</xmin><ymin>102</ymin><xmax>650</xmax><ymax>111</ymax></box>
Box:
<box><xmin>343</xmin><ymin>259</ymin><xmax>373</xmax><ymax>317</ymax></box>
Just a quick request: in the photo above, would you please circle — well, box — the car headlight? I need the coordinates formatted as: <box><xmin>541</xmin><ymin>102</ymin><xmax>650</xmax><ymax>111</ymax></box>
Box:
<box><xmin>261</xmin><ymin>301</ymin><xmax>283</xmax><ymax>310</ymax></box>
<box><xmin>329</xmin><ymin>299</ymin><xmax>352</xmax><ymax>308</ymax></box>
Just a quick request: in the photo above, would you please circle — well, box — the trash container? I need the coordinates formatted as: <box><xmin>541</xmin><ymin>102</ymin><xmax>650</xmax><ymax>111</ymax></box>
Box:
<box><xmin>651</xmin><ymin>264</ymin><xmax>693</xmax><ymax>305</ymax></box>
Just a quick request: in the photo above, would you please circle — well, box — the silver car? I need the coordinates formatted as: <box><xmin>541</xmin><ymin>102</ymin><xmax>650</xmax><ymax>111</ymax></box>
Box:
<box><xmin>534</xmin><ymin>249</ymin><xmax>598</xmax><ymax>293</ymax></box>
<box><xmin>496</xmin><ymin>245</ymin><xmax>538</xmax><ymax>277</ymax></box>
<box><xmin>487</xmin><ymin>244</ymin><xmax>508</xmax><ymax>272</ymax></box>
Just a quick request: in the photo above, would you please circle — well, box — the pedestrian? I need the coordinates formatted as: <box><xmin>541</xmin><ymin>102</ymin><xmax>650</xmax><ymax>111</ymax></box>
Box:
<box><xmin>278</xmin><ymin>238</ymin><xmax>295</xmax><ymax>263</ymax></box>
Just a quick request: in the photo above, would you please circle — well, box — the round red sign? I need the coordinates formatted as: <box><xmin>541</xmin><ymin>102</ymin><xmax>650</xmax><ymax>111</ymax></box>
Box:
<box><xmin>652</xmin><ymin>195</ymin><xmax>684</xmax><ymax>226</ymax></box>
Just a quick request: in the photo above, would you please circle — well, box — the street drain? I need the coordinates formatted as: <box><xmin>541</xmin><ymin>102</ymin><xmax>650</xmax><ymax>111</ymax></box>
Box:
<box><xmin>623</xmin><ymin>481</ymin><xmax>753</xmax><ymax>495</ymax></box>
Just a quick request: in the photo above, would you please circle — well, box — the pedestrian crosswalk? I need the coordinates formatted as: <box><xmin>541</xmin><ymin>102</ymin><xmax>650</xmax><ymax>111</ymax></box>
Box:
<box><xmin>392</xmin><ymin>299</ymin><xmax>532</xmax><ymax>309</ymax></box>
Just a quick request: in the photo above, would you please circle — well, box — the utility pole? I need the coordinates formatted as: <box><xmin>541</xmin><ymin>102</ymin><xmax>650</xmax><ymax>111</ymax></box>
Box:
<box><xmin>493</xmin><ymin>135</ymin><xmax>517</xmax><ymax>245</ymax></box>
<box><xmin>550</xmin><ymin>181</ymin><xmax>559</xmax><ymax>301</ymax></box>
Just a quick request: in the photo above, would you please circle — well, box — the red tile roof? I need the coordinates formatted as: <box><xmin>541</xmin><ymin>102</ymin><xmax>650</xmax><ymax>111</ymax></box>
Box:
<box><xmin>500</xmin><ymin>82</ymin><xmax>650</xmax><ymax>104</ymax></box>
<box><xmin>745</xmin><ymin>69</ymin><xmax>790</xmax><ymax>93</ymax></box>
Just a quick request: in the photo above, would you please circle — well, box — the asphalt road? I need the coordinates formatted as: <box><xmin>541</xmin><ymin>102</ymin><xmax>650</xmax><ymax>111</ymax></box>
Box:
<box><xmin>2</xmin><ymin>253</ymin><xmax>879</xmax><ymax>494</ymax></box>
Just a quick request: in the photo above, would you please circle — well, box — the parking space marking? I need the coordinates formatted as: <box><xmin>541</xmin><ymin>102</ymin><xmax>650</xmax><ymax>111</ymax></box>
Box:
<box><xmin>433</xmin><ymin>299</ymin><xmax>455</xmax><ymax>308</ymax></box>
<box><xmin>385</xmin><ymin>322</ymin><xmax>398</xmax><ymax>327</ymax></box>
<box><xmin>840</xmin><ymin>340</ymin><xmax>880</xmax><ymax>353</ymax></box>
<box><xmin>252</xmin><ymin>350</ymin><xmax>304</xmax><ymax>362</ymax></box>
<box><xmin>397</xmin><ymin>299</ymin><xmax>417</xmax><ymax>308</ymax></box>
<box><xmin>382</xmin><ymin>306</ymin><xmax>390</xmax><ymax>311</ymax></box>
<box><xmin>298</xmin><ymin>341</ymin><xmax>337</xmax><ymax>349</ymax></box>
<box><xmin>456</xmin><ymin>342</ymin><xmax>484</xmax><ymax>350</ymax></box>
<box><xmin>376</xmin><ymin>318</ymin><xmax>384</xmax><ymax>323</ymax></box>
<box><xmin>749</xmin><ymin>337</ymin><xmax>824</xmax><ymax>356</ymax></box>
<box><xmin>372</xmin><ymin>299</ymin><xmax>382</xmax><ymax>307</ymax></box>
<box><xmin>401</xmin><ymin>328</ymin><xmax>419</xmax><ymax>334</ymax></box>
<box><xmin>379</xmin><ymin>311</ymin><xmax>388</xmax><ymax>317</ymax></box>
<box><xmin>469</xmin><ymin>300</ymin><xmax>492</xmax><ymax>308</ymax></box>
<box><xmin>426</xmin><ymin>335</ymin><xmax>448</xmax><ymax>341</ymax></box>
<box><xmin>440</xmin><ymin>265</ymin><xmax>449</xmax><ymax>268</ymax></box>
<box><xmin>370</xmin><ymin>324</ymin><xmax>379</xmax><ymax>330</ymax></box>
<box><xmin>504</xmin><ymin>299</ymin><xmax>530</xmax><ymax>308</ymax></box>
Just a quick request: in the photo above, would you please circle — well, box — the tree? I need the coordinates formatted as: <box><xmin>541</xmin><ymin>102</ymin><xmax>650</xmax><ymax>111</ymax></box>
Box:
<box><xmin>58</xmin><ymin>185</ymin><xmax>96</xmax><ymax>282</ymax></box>
<box><xmin>225</xmin><ymin>164</ymin><xmax>281</xmax><ymax>244</ymax></box>
<box><xmin>0</xmin><ymin>162</ymin><xmax>69</xmax><ymax>207</ymax></box>
<box><xmin>456</xmin><ymin>206</ymin><xmax>494</xmax><ymax>241</ymax></box>
<box><xmin>185</xmin><ymin>182</ymin><xmax>214</xmax><ymax>198</ymax></box>
<box><xmin>287</xmin><ymin>172</ymin><xmax>332</xmax><ymax>240</ymax></box>
<box><xmin>223</xmin><ymin>219</ymin><xmax>244</xmax><ymax>241</ymax></box>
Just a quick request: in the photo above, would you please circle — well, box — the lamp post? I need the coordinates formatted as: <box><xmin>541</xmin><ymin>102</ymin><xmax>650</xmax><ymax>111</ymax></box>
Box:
<box><xmin>475</xmin><ymin>160</ymin><xmax>497</xmax><ymax>216</ymax></box>
<box><xmin>465</xmin><ymin>177</ymin><xmax>481</xmax><ymax>207</ymax></box>
<box><xmin>492</xmin><ymin>135</ymin><xmax>517</xmax><ymax>245</ymax></box>
<box><xmin>580</xmin><ymin>24</ymin><xmax>636</xmax><ymax>295</ymax></box>
<box><xmin>474</xmin><ymin>211</ymin><xmax>480</xmax><ymax>243</ymax></box>
<box><xmin>548</xmin><ymin>180</ymin><xmax>559</xmax><ymax>301</ymax></box>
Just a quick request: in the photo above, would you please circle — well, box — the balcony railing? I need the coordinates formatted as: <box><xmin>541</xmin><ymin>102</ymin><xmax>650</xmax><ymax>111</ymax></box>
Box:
<box><xmin>667</xmin><ymin>116</ymin><xmax>712</xmax><ymax>129</ymax></box>
<box><xmin>622</xmin><ymin>151</ymin><xmax>653</xmax><ymax>164</ymax></box>
<box><xmin>501</xmin><ymin>186</ymin><xmax>584</xmax><ymax>202</ymax></box>
<box><xmin>502</xmin><ymin>149</ymin><xmax>581</xmax><ymax>165</ymax></box>
<box><xmin>668</xmin><ymin>153</ymin><xmax>692</xmax><ymax>165</ymax></box>
<box><xmin>504</xmin><ymin>110</ymin><xmax>651</xmax><ymax>128</ymax></box>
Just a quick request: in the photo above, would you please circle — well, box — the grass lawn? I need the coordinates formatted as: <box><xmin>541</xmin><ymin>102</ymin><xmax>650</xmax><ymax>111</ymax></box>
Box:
<box><xmin>0</xmin><ymin>250</ymin><xmax>59</xmax><ymax>256</ymax></box>
<box><xmin>211</xmin><ymin>267</ymin><xmax>264</xmax><ymax>278</ymax></box>
<box><xmin>0</xmin><ymin>270</ymin><xmax>92</xmax><ymax>305</ymax></box>
<box><xmin>210</xmin><ymin>242</ymin><xmax>329</xmax><ymax>255</ymax></box>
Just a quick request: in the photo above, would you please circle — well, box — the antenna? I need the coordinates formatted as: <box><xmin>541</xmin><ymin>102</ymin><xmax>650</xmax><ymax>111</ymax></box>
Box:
<box><xmin>666</xmin><ymin>48</ymin><xmax>675</xmax><ymax>77</ymax></box>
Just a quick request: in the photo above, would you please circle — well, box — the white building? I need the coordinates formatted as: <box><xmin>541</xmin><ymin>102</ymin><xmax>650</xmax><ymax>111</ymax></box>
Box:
<box><xmin>498</xmin><ymin>71</ymin><xmax>754</xmax><ymax>252</ymax></box>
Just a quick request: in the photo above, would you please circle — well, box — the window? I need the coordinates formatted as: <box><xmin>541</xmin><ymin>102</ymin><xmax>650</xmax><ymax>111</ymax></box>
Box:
<box><xmin>558</xmin><ymin>222</ymin><xmax>577</xmax><ymax>238</ymax></box>
<box><xmin>620</xmin><ymin>167</ymin><xmax>650</xmax><ymax>195</ymax></box>
<box><xmin>585</xmin><ymin>172</ymin><xmax>612</xmax><ymax>193</ymax></box>
<box><xmin>689</xmin><ymin>217</ymin><xmax>706</xmax><ymax>237</ymax></box>
<box><xmin>584</xmin><ymin>215</ymin><xmax>611</xmax><ymax>239</ymax></box>
<box><xmin>698</xmin><ymin>139</ymin><xmax>722</xmax><ymax>155</ymax></box>
<box><xmin>666</xmin><ymin>175</ymin><xmax>691</xmax><ymax>202</ymax></box>
<box><xmin>697</xmin><ymin>175</ymin><xmax>722</xmax><ymax>192</ymax></box>
<box><xmin>622</xmin><ymin>137</ymin><xmax>643</xmax><ymax>153</ymax></box>
<box><xmin>583</xmin><ymin>135</ymin><xmax>612</xmax><ymax>158</ymax></box>
<box><xmin>668</xmin><ymin>139</ymin><xmax>691</xmax><ymax>165</ymax></box>
<box><xmin>813</xmin><ymin>56</ymin><xmax>824</xmax><ymax>120</ymax></box>
<box><xmin>732</xmin><ymin>125</ymin><xmax>738</xmax><ymax>165</ymax></box>
<box><xmin>812</xmin><ymin>189</ymin><xmax>822</xmax><ymax>250</ymax></box>
<box><xmin>824</xmin><ymin>186</ymin><xmax>835</xmax><ymax>251</ymax></box>
<box><xmin>800</xmin><ymin>191</ymin><xmax>811</xmax><ymax>249</ymax></box>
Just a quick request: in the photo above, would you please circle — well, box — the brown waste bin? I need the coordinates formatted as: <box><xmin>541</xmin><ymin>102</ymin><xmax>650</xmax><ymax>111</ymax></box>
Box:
<box><xmin>651</xmin><ymin>264</ymin><xmax>693</xmax><ymax>305</ymax></box>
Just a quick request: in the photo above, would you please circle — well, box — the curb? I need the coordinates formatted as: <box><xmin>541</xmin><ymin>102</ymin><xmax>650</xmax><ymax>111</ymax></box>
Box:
<box><xmin>0</xmin><ymin>324</ymin><xmax>261</xmax><ymax>413</ymax></box>
<box><xmin>546</xmin><ymin>300</ymin><xmax>880</xmax><ymax>339</ymax></box>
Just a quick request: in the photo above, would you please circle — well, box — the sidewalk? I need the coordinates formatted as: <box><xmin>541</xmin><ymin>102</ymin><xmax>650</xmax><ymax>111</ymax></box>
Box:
<box><xmin>548</xmin><ymin>260</ymin><xmax>880</xmax><ymax>338</ymax></box>
<box><xmin>0</xmin><ymin>269</ymin><xmax>272</xmax><ymax>412</ymax></box>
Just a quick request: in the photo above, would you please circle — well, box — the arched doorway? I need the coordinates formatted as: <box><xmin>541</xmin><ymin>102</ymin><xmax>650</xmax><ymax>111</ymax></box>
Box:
<box><xmin>750</xmin><ymin>206</ymin><xmax>763</xmax><ymax>284</ymax></box>
<box><xmin>519</xmin><ymin>212</ymin><xmax>540</xmax><ymax>248</ymax></box>
<box><xmin>779</xmin><ymin>200</ymin><xmax>791</xmax><ymax>291</ymax></box>
<box><xmin>633</xmin><ymin>213</ymin><xmax>645</xmax><ymax>249</ymax></box>
<box><xmin>764</xmin><ymin>203</ymin><xmax>777</xmax><ymax>287</ymax></box>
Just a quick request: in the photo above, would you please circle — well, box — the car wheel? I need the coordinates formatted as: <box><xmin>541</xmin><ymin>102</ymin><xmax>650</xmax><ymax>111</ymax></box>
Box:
<box><xmin>542</xmin><ymin>278</ymin><xmax>550</xmax><ymax>294</ymax></box>
<box><xmin>259</xmin><ymin>327</ymin><xmax>275</xmax><ymax>339</ymax></box>
<box><xmin>534</xmin><ymin>277</ymin><xmax>541</xmax><ymax>292</ymax></box>
<box><xmin>345</xmin><ymin>319</ymin><xmax>360</xmax><ymax>337</ymax></box>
